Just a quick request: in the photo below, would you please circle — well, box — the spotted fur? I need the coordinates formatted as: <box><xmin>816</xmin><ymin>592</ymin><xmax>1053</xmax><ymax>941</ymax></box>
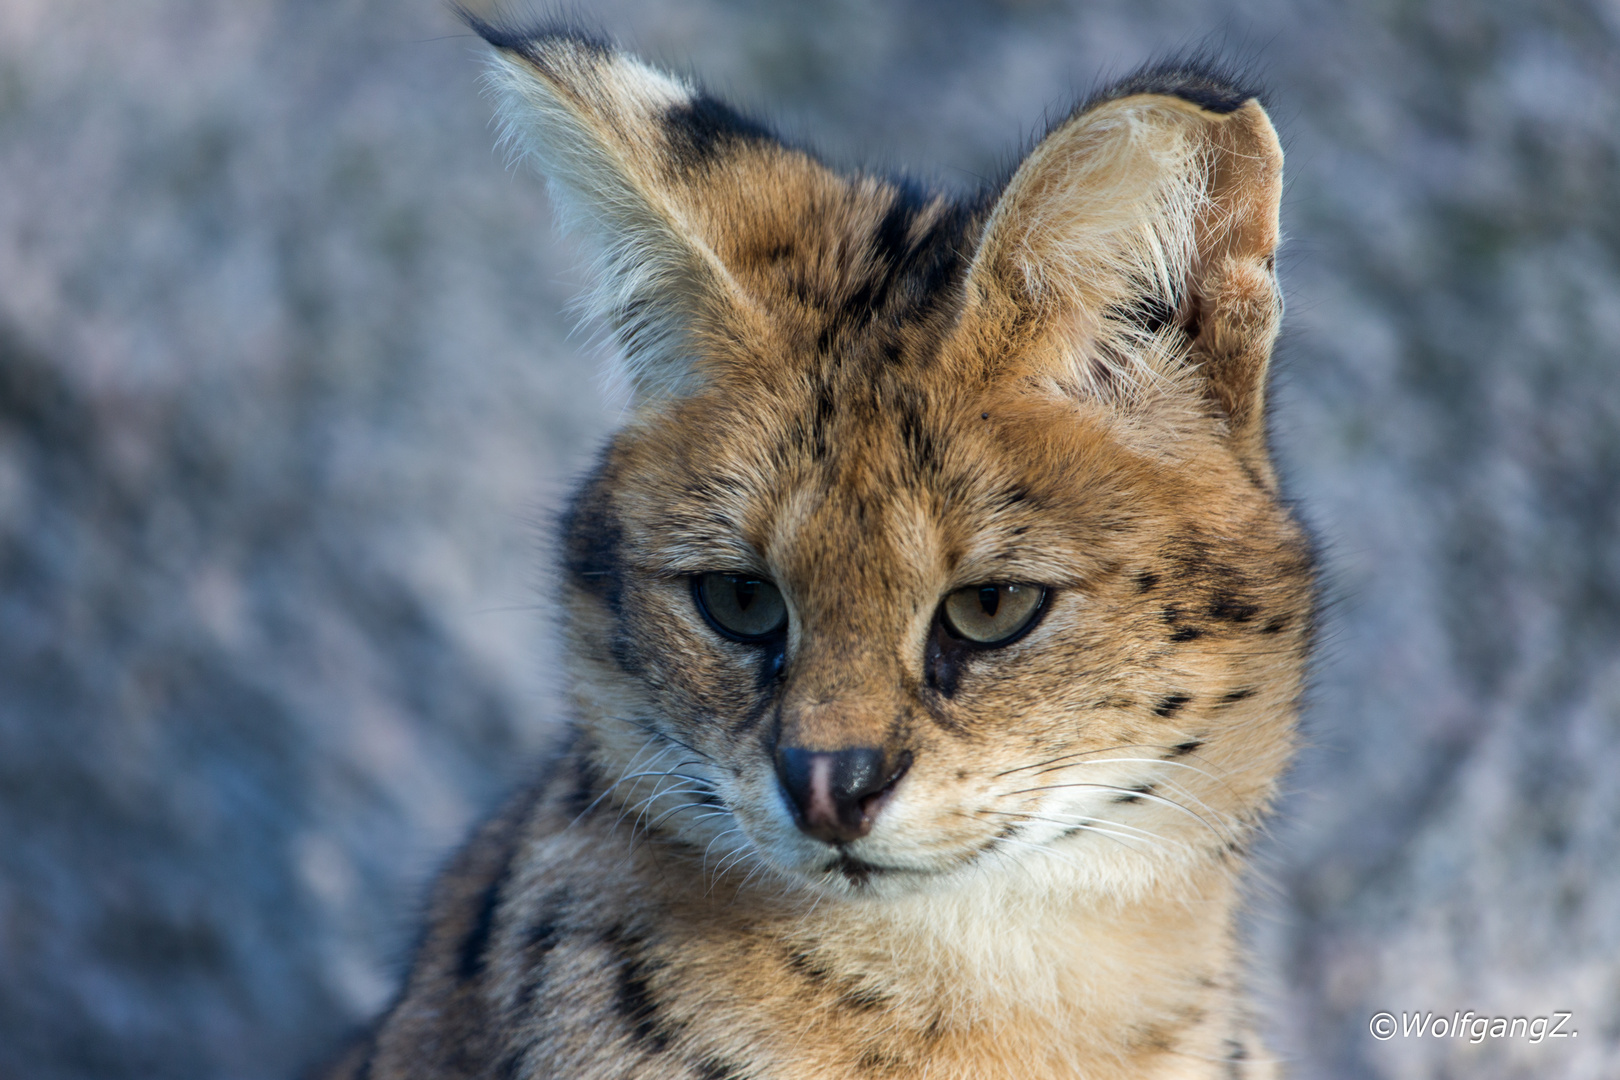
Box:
<box><xmin>328</xmin><ymin>16</ymin><xmax>1312</xmax><ymax>1079</ymax></box>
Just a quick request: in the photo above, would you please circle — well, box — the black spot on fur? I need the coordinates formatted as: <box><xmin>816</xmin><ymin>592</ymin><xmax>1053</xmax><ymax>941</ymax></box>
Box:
<box><xmin>896</xmin><ymin>388</ymin><xmax>938</xmax><ymax>475</ymax></box>
<box><xmin>1207</xmin><ymin>592</ymin><xmax>1259</xmax><ymax>623</ymax></box>
<box><xmin>873</xmin><ymin>185</ymin><xmax>926</xmax><ymax>268</ymax></box>
<box><xmin>897</xmin><ymin>201</ymin><xmax>977</xmax><ymax>315</ymax></box>
<box><xmin>814</xmin><ymin>319</ymin><xmax>838</xmax><ymax>356</ymax></box>
<box><xmin>564</xmin><ymin>467</ymin><xmax>646</xmax><ymax>676</ymax></box>
<box><xmin>832</xmin><ymin>276</ymin><xmax>884</xmax><ymax>339</ymax></box>
<box><xmin>1135</xmin><ymin>571</ymin><xmax>1159</xmax><ymax>593</ymax></box>
<box><xmin>837</xmin><ymin>983</ymin><xmax>890</xmax><ymax>1013</ymax></box>
<box><xmin>455</xmin><ymin>864</ymin><xmax>510</xmax><ymax>982</ymax></box>
<box><xmin>1170</xmin><ymin>626</ymin><xmax>1205</xmax><ymax>643</ymax></box>
<box><xmin>1171</xmin><ymin>739</ymin><xmax>1204</xmax><ymax>756</ymax></box>
<box><xmin>562</xmin><ymin>456</ymin><xmax>626</xmax><ymax>615</ymax></box>
<box><xmin>693</xmin><ymin>1056</ymin><xmax>751</xmax><ymax>1080</ymax></box>
<box><xmin>857</xmin><ymin>1049</ymin><xmax>904</xmax><ymax>1074</ymax></box>
<box><xmin>785</xmin><ymin>948</ymin><xmax>832</xmax><ymax>985</ymax></box>
<box><xmin>1221</xmin><ymin>687</ymin><xmax>1256</xmax><ymax>704</ymax></box>
<box><xmin>526</xmin><ymin>901</ymin><xmax>565</xmax><ymax>954</ymax></box>
<box><xmin>563</xmin><ymin>754</ymin><xmax>602</xmax><ymax>820</ymax></box>
<box><xmin>992</xmin><ymin>487</ymin><xmax>1030</xmax><ymax>512</ymax></box>
<box><xmin>664</xmin><ymin>95</ymin><xmax>778</xmax><ymax>173</ymax></box>
<box><xmin>1091</xmin><ymin>54</ymin><xmax>1264</xmax><ymax>115</ymax></box>
<box><xmin>808</xmin><ymin>378</ymin><xmax>836</xmax><ymax>457</ymax></box>
<box><xmin>1153</xmin><ymin>693</ymin><xmax>1192</xmax><ymax>718</ymax></box>
<box><xmin>519</xmin><ymin>894</ymin><xmax>567</xmax><ymax>1006</ymax></box>
<box><xmin>1113</xmin><ymin>783</ymin><xmax>1154</xmax><ymax>805</ymax></box>
<box><xmin>817</xmin><ymin>180</ymin><xmax>976</xmax><ymax>354</ymax></box>
<box><xmin>604</xmin><ymin>924</ymin><xmax>675</xmax><ymax>1053</ymax></box>
<box><xmin>1261</xmin><ymin>616</ymin><xmax>1288</xmax><ymax>634</ymax></box>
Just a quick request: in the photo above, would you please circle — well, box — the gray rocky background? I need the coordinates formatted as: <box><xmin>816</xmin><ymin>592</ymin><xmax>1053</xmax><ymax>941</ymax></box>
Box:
<box><xmin>1</xmin><ymin>1</ymin><xmax>1616</xmax><ymax>1077</ymax></box>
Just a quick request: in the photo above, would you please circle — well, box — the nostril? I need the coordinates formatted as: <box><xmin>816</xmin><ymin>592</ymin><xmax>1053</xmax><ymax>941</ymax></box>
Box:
<box><xmin>774</xmin><ymin>747</ymin><xmax>908</xmax><ymax>845</ymax></box>
<box><xmin>859</xmin><ymin>751</ymin><xmax>912</xmax><ymax>818</ymax></box>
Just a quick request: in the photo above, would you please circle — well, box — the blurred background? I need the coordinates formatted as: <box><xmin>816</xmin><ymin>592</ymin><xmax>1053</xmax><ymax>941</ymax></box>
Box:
<box><xmin>1</xmin><ymin>0</ymin><xmax>1616</xmax><ymax>1077</ymax></box>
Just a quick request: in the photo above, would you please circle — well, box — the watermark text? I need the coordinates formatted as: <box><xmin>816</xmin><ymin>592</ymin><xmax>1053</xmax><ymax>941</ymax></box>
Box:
<box><xmin>1369</xmin><ymin>1011</ymin><xmax>1575</xmax><ymax>1044</ymax></box>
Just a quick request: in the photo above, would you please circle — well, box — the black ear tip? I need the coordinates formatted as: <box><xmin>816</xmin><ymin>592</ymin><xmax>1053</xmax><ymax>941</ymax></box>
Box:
<box><xmin>452</xmin><ymin>4</ymin><xmax>613</xmax><ymax>58</ymax></box>
<box><xmin>1094</xmin><ymin>51</ymin><xmax>1269</xmax><ymax>115</ymax></box>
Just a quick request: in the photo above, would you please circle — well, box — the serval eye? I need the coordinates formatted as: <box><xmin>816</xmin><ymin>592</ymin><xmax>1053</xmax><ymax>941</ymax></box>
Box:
<box><xmin>693</xmin><ymin>573</ymin><xmax>788</xmax><ymax>642</ymax></box>
<box><xmin>941</xmin><ymin>583</ymin><xmax>1047</xmax><ymax>646</ymax></box>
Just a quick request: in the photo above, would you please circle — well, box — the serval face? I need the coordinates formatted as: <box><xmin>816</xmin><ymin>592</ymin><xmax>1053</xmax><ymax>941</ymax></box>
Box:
<box><xmin>474</xmin><ymin>24</ymin><xmax>1313</xmax><ymax>900</ymax></box>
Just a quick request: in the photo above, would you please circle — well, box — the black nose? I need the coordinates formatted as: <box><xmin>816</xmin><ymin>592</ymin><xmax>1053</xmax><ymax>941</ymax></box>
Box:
<box><xmin>774</xmin><ymin>747</ymin><xmax>907</xmax><ymax>845</ymax></box>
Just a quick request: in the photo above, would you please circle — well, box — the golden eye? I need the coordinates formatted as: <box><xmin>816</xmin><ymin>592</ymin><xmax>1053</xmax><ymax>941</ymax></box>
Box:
<box><xmin>940</xmin><ymin>583</ymin><xmax>1047</xmax><ymax>645</ymax></box>
<box><xmin>693</xmin><ymin>573</ymin><xmax>788</xmax><ymax>642</ymax></box>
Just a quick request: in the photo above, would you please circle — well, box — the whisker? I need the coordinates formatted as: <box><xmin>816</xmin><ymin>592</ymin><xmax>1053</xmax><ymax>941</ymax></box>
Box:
<box><xmin>999</xmin><ymin>782</ymin><xmax>1239</xmax><ymax>845</ymax></box>
<box><xmin>594</xmin><ymin>762</ymin><xmax>706</xmax><ymax>826</ymax></box>
<box><xmin>702</xmin><ymin>827</ymin><xmax>746</xmax><ymax>878</ymax></box>
<box><xmin>995</xmin><ymin>743</ymin><xmax>1225</xmax><ymax>778</ymax></box>
<box><xmin>1006</xmin><ymin>756</ymin><xmax>1239</xmax><ymax>835</ymax></box>
<box><xmin>1012</xmin><ymin>756</ymin><xmax>1241</xmax><ymax>826</ymax></box>
<box><xmin>606</xmin><ymin>715</ymin><xmax>716</xmax><ymax>763</ymax></box>
<box><xmin>648</xmin><ymin>798</ymin><xmax>728</xmax><ymax>831</ymax></box>
<box><xmin>569</xmin><ymin>740</ymin><xmax>684</xmax><ymax>826</ymax></box>
<box><xmin>1026</xmin><ymin>755</ymin><xmax>1227</xmax><ymax>787</ymax></box>
<box><xmin>978</xmin><ymin>807</ymin><xmax>1176</xmax><ymax>849</ymax></box>
<box><xmin>736</xmin><ymin>859</ymin><xmax>770</xmax><ymax>892</ymax></box>
<box><xmin>992</xmin><ymin>831</ymin><xmax>1144</xmax><ymax>869</ymax></box>
<box><xmin>714</xmin><ymin>844</ymin><xmax>754</xmax><ymax>880</ymax></box>
<box><xmin>620</xmin><ymin>780</ymin><xmax>710</xmax><ymax>842</ymax></box>
<box><xmin>678</xmin><ymin>808</ymin><xmax>734</xmax><ymax>828</ymax></box>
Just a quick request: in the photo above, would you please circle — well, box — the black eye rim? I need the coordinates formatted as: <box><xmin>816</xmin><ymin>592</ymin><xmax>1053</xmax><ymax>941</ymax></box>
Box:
<box><xmin>690</xmin><ymin>573</ymin><xmax>789</xmax><ymax>644</ymax></box>
<box><xmin>937</xmin><ymin>583</ymin><xmax>1052</xmax><ymax>649</ymax></box>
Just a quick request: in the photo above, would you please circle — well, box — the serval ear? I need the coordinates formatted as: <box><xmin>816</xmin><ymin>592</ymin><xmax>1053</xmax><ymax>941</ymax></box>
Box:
<box><xmin>467</xmin><ymin>16</ymin><xmax>788</xmax><ymax>401</ymax></box>
<box><xmin>964</xmin><ymin>61</ymin><xmax>1284</xmax><ymax>478</ymax></box>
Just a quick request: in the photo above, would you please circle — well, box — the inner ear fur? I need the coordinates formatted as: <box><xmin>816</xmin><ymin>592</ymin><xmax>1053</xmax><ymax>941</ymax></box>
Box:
<box><xmin>963</xmin><ymin>71</ymin><xmax>1285</xmax><ymax>479</ymax></box>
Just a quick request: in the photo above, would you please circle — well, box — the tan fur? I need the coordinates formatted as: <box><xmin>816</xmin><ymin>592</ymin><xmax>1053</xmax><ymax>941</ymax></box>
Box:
<box><xmin>329</xmin><ymin>24</ymin><xmax>1312</xmax><ymax>1080</ymax></box>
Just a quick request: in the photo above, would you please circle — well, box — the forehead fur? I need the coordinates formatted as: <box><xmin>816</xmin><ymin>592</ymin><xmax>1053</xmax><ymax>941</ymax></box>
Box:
<box><xmin>605</xmin><ymin>361</ymin><xmax>1250</xmax><ymax>605</ymax></box>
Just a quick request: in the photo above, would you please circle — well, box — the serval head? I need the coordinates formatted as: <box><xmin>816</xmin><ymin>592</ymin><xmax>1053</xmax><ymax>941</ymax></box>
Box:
<box><xmin>473</xmin><ymin>17</ymin><xmax>1314</xmax><ymax>901</ymax></box>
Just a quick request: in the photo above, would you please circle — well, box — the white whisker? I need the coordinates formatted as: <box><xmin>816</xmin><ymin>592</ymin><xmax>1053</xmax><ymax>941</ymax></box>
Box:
<box><xmin>1000</xmin><ymin>781</ymin><xmax>1240</xmax><ymax>846</ymax></box>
